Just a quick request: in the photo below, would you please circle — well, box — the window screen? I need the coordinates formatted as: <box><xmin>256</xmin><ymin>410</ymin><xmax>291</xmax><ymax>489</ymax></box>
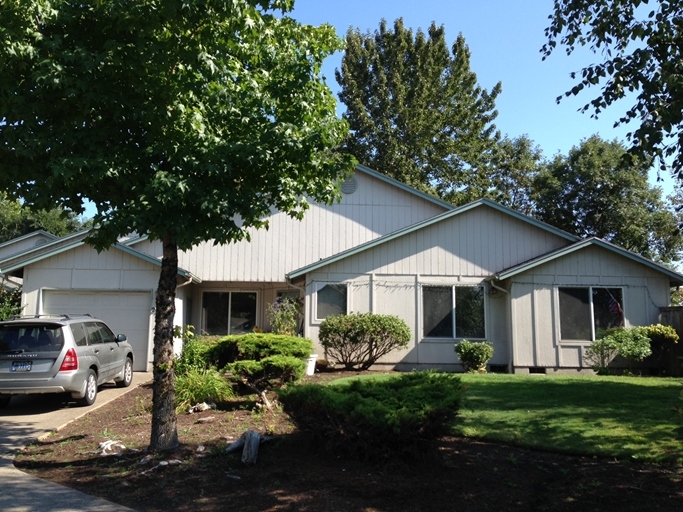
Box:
<box><xmin>559</xmin><ymin>287</ymin><xmax>624</xmax><ymax>341</ymax></box>
<box><xmin>456</xmin><ymin>287</ymin><xmax>485</xmax><ymax>338</ymax></box>
<box><xmin>423</xmin><ymin>286</ymin><xmax>454</xmax><ymax>338</ymax></box>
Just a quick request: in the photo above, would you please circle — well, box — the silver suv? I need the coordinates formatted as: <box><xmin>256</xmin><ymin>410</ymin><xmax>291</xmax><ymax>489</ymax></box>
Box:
<box><xmin>0</xmin><ymin>314</ymin><xmax>134</xmax><ymax>408</ymax></box>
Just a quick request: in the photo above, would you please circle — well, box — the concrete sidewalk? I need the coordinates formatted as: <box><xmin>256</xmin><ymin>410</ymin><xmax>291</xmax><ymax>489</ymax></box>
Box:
<box><xmin>0</xmin><ymin>372</ymin><xmax>152</xmax><ymax>512</ymax></box>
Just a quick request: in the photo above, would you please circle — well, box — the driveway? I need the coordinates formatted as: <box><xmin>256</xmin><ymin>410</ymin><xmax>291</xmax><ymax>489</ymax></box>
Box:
<box><xmin>0</xmin><ymin>372</ymin><xmax>151</xmax><ymax>512</ymax></box>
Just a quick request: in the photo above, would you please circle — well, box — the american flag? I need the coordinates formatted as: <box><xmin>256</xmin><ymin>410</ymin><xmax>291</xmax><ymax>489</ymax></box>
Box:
<box><xmin>608</xmin><ymin>295</ymin><xmax>622</xmax><ymax>315</ymax></box>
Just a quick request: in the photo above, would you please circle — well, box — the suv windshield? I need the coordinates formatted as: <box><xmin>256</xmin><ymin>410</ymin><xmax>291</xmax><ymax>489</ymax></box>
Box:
<box><xmin>0</xmin><ymin>324</ymin><xmax>65</xmax><ymax>353</ymax></box>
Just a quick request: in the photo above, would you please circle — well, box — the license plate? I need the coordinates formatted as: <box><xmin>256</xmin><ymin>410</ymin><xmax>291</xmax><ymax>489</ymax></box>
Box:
<box><xmin>11</xmin><ymin>361</ymin><xmax>32</xmax><ymax>372</ymax></box>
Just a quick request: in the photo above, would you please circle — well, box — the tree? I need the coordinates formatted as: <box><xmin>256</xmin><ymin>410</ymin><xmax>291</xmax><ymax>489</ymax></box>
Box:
<box><xmin>0</xmin><ymin>0</ymin><xmax>353</xmax><ymax>451</ymax></box>
<box><xmin>336</xmin><ymin>18</ymin><xmax>501</xmax><ymax>204</ymax></box>
<box><xmin>0</xmin><ymin>193</ymin><xmax>88</xmax><ymax>244</ymax></box>
<box><xmin>542</xmin><ymin>0</ymin><xmax>683</xmax><ymax>179</ymax></box>
<box><xmin>532</xmin><ymin>135</ymin><xmax>682</xmax><ymax>263</ymax></box>
<box><xmin>489</xmin><ymin>135</ymin><xmax>544</xmax><ymax>215</ymax></box>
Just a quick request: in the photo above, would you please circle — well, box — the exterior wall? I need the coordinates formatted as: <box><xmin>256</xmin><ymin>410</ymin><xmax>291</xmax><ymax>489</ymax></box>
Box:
<box><xmin>508</xmin><ymin>245</ymin><xmax>672</xmax><ymax>373</ymax></box>
<box><xmin>301</xmin><ymin>204</ymin><xmax>571</xmax><ymax>370</ymax></box>
<box><xmin>20</xmin><ymin>244</ymin><xmax>173</xmax><ymax>372</ymax></box>
<box><xmin>177</xmin><ymin>169</ymin><xmax>449</xmax><ymax>282</ymax></box>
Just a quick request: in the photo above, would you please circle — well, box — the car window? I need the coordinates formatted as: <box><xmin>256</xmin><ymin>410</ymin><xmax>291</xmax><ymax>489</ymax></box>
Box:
<box><xmin>0</xmin><ymin>325</ymin><xmax>63</xmax><ymax>353</ymax></box>
<box><xmin>70</xmin><ymin>322</ymin><xmax>88</xmax><ymax>347</ymax></box>
<box><xmin>85</xmin><ymin>322</ymin><xmax>116</xmax><ymax>344</ymax></box>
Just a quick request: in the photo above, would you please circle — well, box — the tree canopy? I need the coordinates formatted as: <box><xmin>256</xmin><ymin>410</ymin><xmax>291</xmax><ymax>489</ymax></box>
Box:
<box><xmin>542</xmin><ymin>0</ymin><xmax>683</xmax><ymax>179</ymax></box>
<box><xmin>532</xmin><ymin>135</ymin><xmax>682</xmax><ymax>263</ymax></box>
<box><xmin>336</xmin><ymin>18</ymin><xmax>501</xmax><ymax>205</ymax></box>
<box><xmin>0</xmin><ymin>0</ymin><xmax>353</xmax><ymax>450</ymax></box>
<box><xmin>0</xmin><ymin>193</ymin><xmax>88</xmax><ymax>244</ymax></box>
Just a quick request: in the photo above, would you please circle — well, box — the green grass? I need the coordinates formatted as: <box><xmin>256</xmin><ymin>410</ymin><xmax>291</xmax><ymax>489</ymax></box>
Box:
<box><xmin>332</xmin><ymin>372</ymin><xmax>683</xmax><ymax>463</ymax></box>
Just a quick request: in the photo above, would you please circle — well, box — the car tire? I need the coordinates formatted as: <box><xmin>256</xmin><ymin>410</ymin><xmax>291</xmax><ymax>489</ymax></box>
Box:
<box><xmin>116</xmin><ymin>357</ymin><xmax>133</xmax><ymax>388</ymax></box>
<box><xmin>0</xmin><ymin>395</ymin><xmax>10</xmax><ymax>409</ymax></box>
<box><xmin>77</xmin><ymin>369</ymin><xmax>98</xmax><ymax>407</ymax></box>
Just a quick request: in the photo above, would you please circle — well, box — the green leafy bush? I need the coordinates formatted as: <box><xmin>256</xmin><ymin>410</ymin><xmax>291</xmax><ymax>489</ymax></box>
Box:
<box><xmin>642</xmin><ymin>324</ymin><xmax>679</xmax><ymax>345</ymax></box>
<box><xmin>231</xmin><ymin>333</ymin><xmax>312</xmax><ymax>360</ymax></box>
<box><xmin>454</xmin><ymin>340</ymin><xmax>494</xmax><ymax>373</ymax></box>
<box><xmin>319</xmin><ymin>313</ymin><xmax>411</xmax><ymax>370</ymax></box>
<box><xmin>585</xmin><ymin>336</ymin><xmax>619</xmax><ymax>375</ymax></box>
<box><xmin>0</xmin><ymin>287</ymin><xmax>22</xmax><ymax>321</ymax></box>
<box><xmin>278</xmin><ymin>372</ymin><xmax>464</xmax><ymax>460</ymax></box>
<box><xmin>216</xmin><ymin>334</ymin><xmax>313</xmax><ymax>410</ymax></box>
<box><xmin>266</xmin><ymin>297</ymin><xmax>302</xmax><ymax>335</ymax></box>
<box><xmin>175</xmin><ymin>334</ymin><xmax>223</xmax><ymax>376</ymax></box>
<box><xmin>174</xmin><ymin>367</ymin><xmax>234</xmax><ymax>412</ymax></box>
<box><xmin>586</xmin><ymin>327</ymin><xmax>653</xmax><ymax>374</ymax></box>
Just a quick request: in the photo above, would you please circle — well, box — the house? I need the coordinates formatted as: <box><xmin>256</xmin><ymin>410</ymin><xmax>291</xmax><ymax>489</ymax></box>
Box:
<box><xmin>1</xmin><ymin>164</ymin><xmax>681</xmax><ymax>374</ymax></box>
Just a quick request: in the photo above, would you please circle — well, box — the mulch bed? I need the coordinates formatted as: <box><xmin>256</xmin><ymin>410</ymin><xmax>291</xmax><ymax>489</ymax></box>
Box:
<box><xmin>13</xmin><ymin>372</ymin><xmax>683</xmax><ymax>512</ymax></box>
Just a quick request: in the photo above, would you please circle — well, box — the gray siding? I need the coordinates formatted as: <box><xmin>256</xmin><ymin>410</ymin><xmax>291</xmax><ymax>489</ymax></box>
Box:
<box><xmin>509</xmin><ymin>245</ymin><xmax>671</xmax><ymax>372</ymax></box>
<box><xmin>177</xmin><ymin>170</ymin><xmax>448</xmax><ymax>282</ymax></box>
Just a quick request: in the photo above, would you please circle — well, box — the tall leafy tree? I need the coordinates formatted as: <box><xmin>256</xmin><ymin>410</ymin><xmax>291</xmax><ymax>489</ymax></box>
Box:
<box><xmin>336</xmin><ymin>18</ymin><xmax>501</xmax><ymax>204</ymax></box>
<box><xmin>0</xmin><ymin>0</ymin><xmax>353</xmax><ymax>450</ymax></box>
<box><xmin>532</xmin><ymin>136</ymin><xmax>682</xmax><ymax>263</ymax></box>
<box><xmin>490</xmin><ymin>135</ymin><xmax>544</xmax><ymax>215</ymax></box>
<box><xmin>542</xmin><ymin>0</ymin><xmax>683</xmax><ymax>179</ymax></box>
<box><xmin>0</xmin><ymin>193</ymin><xmax>88</xmax><ymax>244</ymax></box>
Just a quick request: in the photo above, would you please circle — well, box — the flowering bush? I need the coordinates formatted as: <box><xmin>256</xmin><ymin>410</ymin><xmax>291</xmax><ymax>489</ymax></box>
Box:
<box><xmin>266</xmin><ymin>297</ymin><xmax>301</xmax><ymax>336</ymax></box>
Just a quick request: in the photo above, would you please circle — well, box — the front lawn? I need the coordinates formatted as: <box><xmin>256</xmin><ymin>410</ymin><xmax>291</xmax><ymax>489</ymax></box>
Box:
<box><xmin>335</xmin><ymin>372</ymin><xmax>683</xmax><ymax>463</ymax></box>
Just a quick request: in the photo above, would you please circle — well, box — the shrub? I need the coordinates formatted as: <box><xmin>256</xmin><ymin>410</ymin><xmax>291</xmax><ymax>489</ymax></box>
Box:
<box><xmin>175</xmin><ymin>334</ymin><xmax>223</xmax><ymax>376</ymax></box>
<box><xmin>174</xmin><ymin>367</ymin><xmax>235</xmax><ymax>412</ymax></box>
<box><xmin>642</xmin><ymin>324</ymin><xmax>679</xmax><ymax>345</ymax></box>
<box><xmin>585</xmin><ymin>336</ymin><xmax>619</xmax><ymax>375</ymax></box>
<box><xmin>213</xmin><ymin>333</ymin><xmax>313</xmax><ymax>410</ymax></box>
<box><xmin>0</xmin><ymin>287</ymin><xmax>22</xmax><ymax>321</ymax></box>
<box><xmin>227</xmin><ymin>355</ymin><xmax>306</xmax><ymax>410</ymax></box>
<box><xmin>266</xmin><ymin>297</ymin><xmax>302</xmax><ymax>335</ymax></box>
<box><xmin>454</xmin><ymin>340</ymin><xmax>494</xmax><ymax>373</ymax></box>
<box><xmin>278</xmin><ymin>371</ymin><xmax>464</xmax><ymax>460</ymax></box>
<box><xmin>319</xmin><ymin>313</ymin><xmax>411</xmax><ymax>370</ymax></box>
<box><xmin>586</xmin><ymin>327</ymin><xmax>653</xmax><ymax>374</ymax></box>
<box><xmin>232</xmin><ymin>333</ymin><xmax>313</xmax><ymax>360</ymax></box>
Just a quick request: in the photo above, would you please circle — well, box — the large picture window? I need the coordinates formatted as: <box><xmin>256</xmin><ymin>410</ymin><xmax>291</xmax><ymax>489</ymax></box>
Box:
<box><xmin>202</xmin><ymin>291</ymin><xmax>257</xmax><ymax>335</ymax></box>
<box><xmin>423</xmin><ymin>286</ymin><xmax>485</xmax><ymax>339</ymax></box>
<box><xmin>558</xmin><ymin>287</ymin><xmax>624</xmax><ymax>341</ymax></box>
<box><xmin>316</xmin><ymin>284</ymin><xmax>347</xmax><ymax>320</ymax></box>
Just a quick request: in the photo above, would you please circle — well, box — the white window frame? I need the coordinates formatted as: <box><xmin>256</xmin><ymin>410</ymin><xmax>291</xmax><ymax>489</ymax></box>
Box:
<box><xmin>313</xmin><ymin>282</ymin><xmax>349</xmax><ymax>323</ymax></box>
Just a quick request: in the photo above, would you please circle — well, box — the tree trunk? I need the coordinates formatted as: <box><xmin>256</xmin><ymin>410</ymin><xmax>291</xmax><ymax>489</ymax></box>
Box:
<box><xmin>149</xmin><ymin>234</ymin><xmax>179</xmax><ymax>452</ymax></box>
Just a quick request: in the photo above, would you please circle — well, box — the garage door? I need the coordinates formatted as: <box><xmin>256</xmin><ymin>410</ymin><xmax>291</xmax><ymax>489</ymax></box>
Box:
<box><xmin>43</xmin><ymin>291</ymin><xmax>152</xmax><ymax>371</ymax></box>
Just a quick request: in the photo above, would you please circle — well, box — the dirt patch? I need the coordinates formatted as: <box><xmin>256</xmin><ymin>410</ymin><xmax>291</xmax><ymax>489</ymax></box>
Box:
<box><xmin>14</xmin><ymin>371</ymin><xmax>683</xmax><ymax>512</ymax></box>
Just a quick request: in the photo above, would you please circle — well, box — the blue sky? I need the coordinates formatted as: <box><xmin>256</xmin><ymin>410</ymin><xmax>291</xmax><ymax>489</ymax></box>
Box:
<box><xmin>291</xmin><ymin>0</ymin><xmax>676</xmax><ymax>195</ymax></box>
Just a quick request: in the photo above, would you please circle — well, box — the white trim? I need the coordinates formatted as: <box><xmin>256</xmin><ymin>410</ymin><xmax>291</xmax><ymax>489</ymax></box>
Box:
<box><xmin>312</xmin><ymin>282</ymin><xmax>349</xmax><ymax>324</ymax></box>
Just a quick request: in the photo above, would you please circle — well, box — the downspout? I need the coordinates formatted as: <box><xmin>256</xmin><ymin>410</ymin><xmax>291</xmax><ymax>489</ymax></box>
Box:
<box><xmin>487</xmin><ymin>277</ymin><xmax>514</xmax><ymax>372</ymax></box>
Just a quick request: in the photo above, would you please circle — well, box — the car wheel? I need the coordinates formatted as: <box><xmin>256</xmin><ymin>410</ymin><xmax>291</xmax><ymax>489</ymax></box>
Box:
<box><xmin>0</xmin><ymin>395</ymin><xmax>10</xmax><ymax>409</ymax></box>
<box><xmin>116</xmin><ymin>357</ymin><xmax>133</xmax><ymax>388</ymax></box>
<box><xmin>77</xmin><ymin>369</ymin><xmax>98</xmax><ymax>406</ymax></box>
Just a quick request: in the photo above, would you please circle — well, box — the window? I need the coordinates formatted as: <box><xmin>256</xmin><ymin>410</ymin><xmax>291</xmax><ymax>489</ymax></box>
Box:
<box><xmin>316</xmin><ymin>284</ymin><xmax>347</xmax><ymax>320</ymax></box>
<box><xmin>558</xmin><ymin>287</ymin><xmax>624</xmax><ymax>341</ymax></box>
<box><xmin>202</xmin><ymin>291</ymin><xmax>257</xmax><ymax>335</ymax></box>
<box><xmin>422</xmin><ymin>286</ymin><xmax>485</xmax><ymax>339</ymax></box>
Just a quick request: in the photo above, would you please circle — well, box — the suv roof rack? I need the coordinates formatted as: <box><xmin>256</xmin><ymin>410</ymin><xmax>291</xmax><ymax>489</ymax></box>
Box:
<box><xmin>7</xmin><ymin>314</ymin><xmax>94</xmax><ymax>321</ymax></box>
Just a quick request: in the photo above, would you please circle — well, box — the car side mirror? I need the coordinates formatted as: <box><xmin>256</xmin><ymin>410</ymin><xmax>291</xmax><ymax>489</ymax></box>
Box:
<box><xmin>116</xmin><ymin>334</ymin><xmax>127</xmax><ymax>342</ymax></box>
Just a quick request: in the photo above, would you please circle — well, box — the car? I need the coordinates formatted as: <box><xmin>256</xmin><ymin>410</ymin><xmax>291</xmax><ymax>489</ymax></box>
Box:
<box><xmin>0</xmin><ymin>314</ymin><xmax>134</xmax><ymax>408</ymax></box>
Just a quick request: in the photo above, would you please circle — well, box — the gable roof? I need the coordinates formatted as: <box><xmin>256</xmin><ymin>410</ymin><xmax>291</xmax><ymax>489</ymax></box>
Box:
<box><xmin>0</xmin><ymin>234</ymin><xmax>200</xmax><ymax>283</ymax></box>
<box><xmin>286</xmin><ymin>198</ymin><xmax>578</xmax><ymax>280</ymax></box>
<box><xmin>0</xmin><ymin>230</ymin><xmax>57</xmax><ymax>250</ymax></box>
<box><xmin>492</xmin><ymin>237</ymin><xmax>683</xmax><ymax>286</ymax></box>
<box><xmin>354</xmin><ymin>164</ymin><xmax>455</xmax><ymax>211</ymax></box>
